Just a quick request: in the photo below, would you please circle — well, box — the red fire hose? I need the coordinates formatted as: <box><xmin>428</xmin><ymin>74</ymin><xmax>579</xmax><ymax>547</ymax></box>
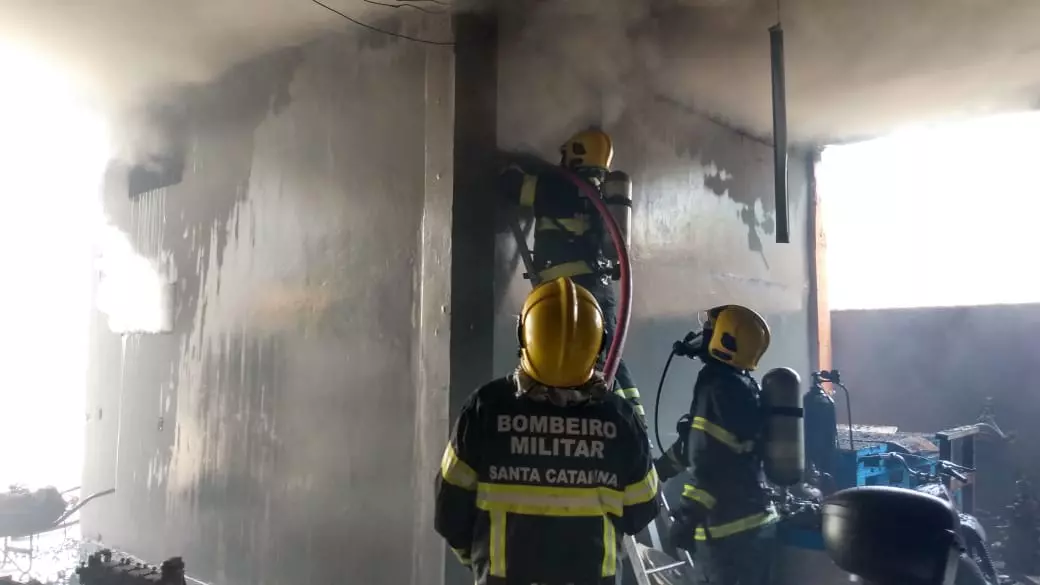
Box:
<box><xmin>551</xmin><ymin>167</ymin><xmax>633</xmax><ymax>390</ymax></box>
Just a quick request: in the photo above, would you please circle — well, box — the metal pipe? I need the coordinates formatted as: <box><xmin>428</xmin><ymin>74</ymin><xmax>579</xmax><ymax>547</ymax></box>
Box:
<box><xmin>770</xmin><ymin>24</ymin><xmax>790</xmax><ymax>244</ymax></box>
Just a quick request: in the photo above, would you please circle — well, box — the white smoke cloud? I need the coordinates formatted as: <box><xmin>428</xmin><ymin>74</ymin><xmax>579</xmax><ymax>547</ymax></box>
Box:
<box><xmin>3</xmin><ymin>0</ymin><xmax>1040</xmax><ymax>148</ymax></box>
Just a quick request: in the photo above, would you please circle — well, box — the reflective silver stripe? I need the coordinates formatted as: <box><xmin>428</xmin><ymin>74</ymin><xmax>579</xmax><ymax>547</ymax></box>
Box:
<box><xmin>476</xmin><ymin>483</ymin><xmax>623</xmax><ymax>517</ymax></box>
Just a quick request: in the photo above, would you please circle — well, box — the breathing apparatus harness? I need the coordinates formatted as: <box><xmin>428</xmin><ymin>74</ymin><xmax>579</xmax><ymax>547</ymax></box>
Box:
<box><xmin>653</xmin><ymin>319</ymin><xmax>809</xmax><ymax>493</ymax></box>
<box><xmin>501</xmin><ymin>153</ymin><xmax>632</xmax><ymax>388</ymax></box>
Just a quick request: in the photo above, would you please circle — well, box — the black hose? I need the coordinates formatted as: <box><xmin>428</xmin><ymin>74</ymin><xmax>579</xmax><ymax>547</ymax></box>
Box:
<box><xmin>837</xmin><ymin>382</ymin><xmax>854</xmax><ymax>451</ymax></box>
<box><xmin>653</xmin><ymin>351</ymin><xmax>677</xmax><ymax>455</ymax></box>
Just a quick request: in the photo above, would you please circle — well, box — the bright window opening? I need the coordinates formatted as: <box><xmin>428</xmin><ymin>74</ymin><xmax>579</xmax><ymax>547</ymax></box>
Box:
<box><xmin>0</xmin><ymin>41</ymin><xmax>109</xmax><ymax>581</ymax></box>
<box><xmin>819</xmin><ymin>111</ymin><xmax>1040</xmax><ymax>310</ymax></box>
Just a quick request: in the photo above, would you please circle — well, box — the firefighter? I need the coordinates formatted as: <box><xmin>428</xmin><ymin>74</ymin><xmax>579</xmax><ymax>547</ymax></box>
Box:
<box><xmin>434</xmin><ymin>277</ymin><xmax>659</xmax><ymax>585</ymax></box>
<box><xmin>655</xmin><ymin>305</ymin><xmax>778</xmax><ymax>585</ymax></box>
<box><xmin>499</xmin><ymin>129</ymin><xmax>645</xmax><ymax>423</ymax></box>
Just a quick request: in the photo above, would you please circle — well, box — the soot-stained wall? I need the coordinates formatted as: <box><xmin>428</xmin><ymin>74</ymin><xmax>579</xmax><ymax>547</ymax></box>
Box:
<box><xmin>492</xmin><ymin>4</ymin><xmax>813</xmax><ymax>455</ymax></box>
<box><xmin>82</xmin><ymin>22</ymin><xmax>454</xmax><ymax>585</ymax></box>
<box><xmin>832</xmin><ymin>304</ymin><xmax>1040</xmax><ymax>509</ymax></box>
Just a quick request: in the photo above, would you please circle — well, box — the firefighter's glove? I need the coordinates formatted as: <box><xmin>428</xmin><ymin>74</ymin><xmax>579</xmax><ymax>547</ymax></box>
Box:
<box><xmin>674</xmin><ymin>413</ymin><xmax>692</xmax><ymax>437</ymax></box>
<box><xmin>654</xmin><ymin>441</ymin><xmax>687</xmax><ymax>482</ymax></box>
<box><xmin>668</xmin><ymin>504</ymin><xmax>709</xmax><ymax>553</ymax></box>
<box><xmin>653</xmin><ymin>414</ymin><xmax>692</xmax><ymax>480</ymax></box>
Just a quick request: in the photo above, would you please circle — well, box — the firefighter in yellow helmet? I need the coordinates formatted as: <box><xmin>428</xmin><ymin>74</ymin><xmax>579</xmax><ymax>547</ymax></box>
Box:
<box><xmin>434</xmin><ymin>277</ymin><xmax>659</xmax><ymax>585</ymax></box>
<box><xmin>655</xmin><ymin>305</ymin><xmax>779</xmax><ymax>585</ymax></box>
<box><xmin>499</xmin><ymin>129</ymin><xmax>646</xmax><ymax>423</ymax></box>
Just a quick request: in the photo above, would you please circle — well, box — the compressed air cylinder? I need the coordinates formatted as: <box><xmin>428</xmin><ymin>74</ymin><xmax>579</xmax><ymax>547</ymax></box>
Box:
<box><xmin>600</xmin><ymin>170</ymin><xmax>633</xmax><ymax>261</ymax></box>
<box><xmin>804</xmin><ymin>384</ymin><xmax>838</xmax><ymax>479</ymax></box>
<box><xmin>761</xmin><ymin>367</ymin><xmax>805</xmax><ymax>486</ymax></box>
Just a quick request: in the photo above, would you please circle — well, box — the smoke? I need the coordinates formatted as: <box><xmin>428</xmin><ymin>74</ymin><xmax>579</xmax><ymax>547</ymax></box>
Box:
<box><xmin>95</xmin><ymin>221</ymin><xmax>177</xmax><ymax>334</ymax></box>
<box><xmin>496</xmin><ymin>0</ymin><xmax>1040</xmax><ymax>146</ymax></box>
<box><xmin>0</xmin><ymin>0</ymin><xmax>349</xmax><ymax>104</ymax></box>
<box><xmin>2</xmin><ymin>0</ymin><xmax>1040</xmax><ymax>158</ymax></box>
<box><xmin>0</xmin><ymin>0</ymin><xmax>430</xmax><ymax>165</ymax></box>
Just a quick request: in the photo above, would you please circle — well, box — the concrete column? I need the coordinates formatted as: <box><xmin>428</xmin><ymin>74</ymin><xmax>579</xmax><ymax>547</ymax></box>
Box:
<box><xmin>447</xmin><ymin>12</ymin><xmax>499</xmax><ymax>585</ymax></box>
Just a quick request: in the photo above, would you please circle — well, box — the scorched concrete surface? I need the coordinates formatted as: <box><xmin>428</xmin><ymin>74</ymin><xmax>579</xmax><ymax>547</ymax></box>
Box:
<box><xmin>82</xmin><ymin>24</ymin><xmax>454</xmax><ymax>585</ymax></box>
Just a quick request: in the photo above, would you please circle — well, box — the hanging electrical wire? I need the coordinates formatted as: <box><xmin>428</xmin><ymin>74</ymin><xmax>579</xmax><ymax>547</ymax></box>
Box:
<box><xmin>310</xmin><ymin>0</ymin><xmax>455</xmax><ymax>46</ymax></box>
<box><xmin>358</xmin><ymin>0</ymin><xmax>446</xmax><ymax>14</ymax></box>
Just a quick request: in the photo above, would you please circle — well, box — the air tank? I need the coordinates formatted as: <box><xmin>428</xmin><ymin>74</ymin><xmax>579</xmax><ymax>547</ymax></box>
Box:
<box><xmin>761</xmin><ymin>367</ymin><xmax>805</xmax><ymax>486</ymax></box>
<box><xmin>600</xmin><ymin>170</ymin><xmax>632</xmax><ymax>261</ymax></box>
<box><xmin>804</xmin><ymin>381</ymin><xmax>838</xmax><ymax>480</ymax></box>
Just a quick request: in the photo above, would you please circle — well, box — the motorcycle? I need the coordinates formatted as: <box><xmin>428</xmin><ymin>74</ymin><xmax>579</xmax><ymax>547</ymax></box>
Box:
<box><xmin>862</xmin><ymin>452</ymin><xmax>999</xmax><ymax>585</ymax></box>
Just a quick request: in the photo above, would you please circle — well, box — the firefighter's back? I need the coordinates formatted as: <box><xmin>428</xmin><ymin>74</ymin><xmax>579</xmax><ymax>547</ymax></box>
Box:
<box><xmin>469</xmin><ymin>377</ymin><xmax>647</xmax><ymax>585</ymax></box>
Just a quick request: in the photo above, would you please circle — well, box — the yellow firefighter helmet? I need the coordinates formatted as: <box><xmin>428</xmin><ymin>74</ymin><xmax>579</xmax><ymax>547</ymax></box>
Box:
<box><xmin>560</xmin><ymin>129</ymin><xmax>614</xmax><ymax>172</ymax></box>
<box><xmin>706</xmin><ymin>304</ymin><xmax>771</xmax><ymax>371</ymax></box>
<box><xmin>518</xmin><ymin>277</ymin><xmax>606</xmax><ymax>388</ymax></box>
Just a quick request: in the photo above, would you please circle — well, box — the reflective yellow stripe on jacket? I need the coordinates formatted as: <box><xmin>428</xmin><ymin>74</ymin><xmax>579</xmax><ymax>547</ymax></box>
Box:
<box><xmin>489</xmin><ymin>509</ymin><xmax>508</xmax><ymax>577</ymax></box>
<box><xmin>450</xmin><ymin>547</ymin><xmax>471</xmax><ymax>566</ymax></box>
<box><xmin>440</xmin><ymin>443</ymin><xmax>477</xmax><ymax>490</ymax></box>
<box><xmin>615</xmin><ymin>387</ymin><xmax>646</xmax><ymax>418</ymax></box>
<box><xmin>476</xmin><ymin>483</ymin><xmax>623</xmax><ymax>517</ymax></box>
<box><xmin>624</xmin><ymin>469</ymin><xmax>659</xmax><ymax>507</ymax></box>
<box><xmin>537</xmin><ymin>260</ymin><xmax>594</xmax><ymax>281</ymax></box>
<box><xmin>475</xmin><ymin>477</ymin><xmax>655</xmax><ymax>578</ymax></box>
<box><xmin>681</xmin><ymin>484</ymin><xmax>717</xmax><ymax>509</ymax></box>
<box><xmin>690</xmin><ymin>416</ymin><xmax>755</xmax><ymax>453</ymax></box>
<box><xmin>536</xmin><ymin>216</ymin><xmax>590</xmax><ymax>235</ymax></box>
<box><xmin>519</xmin><ymin>174</ymin><xmax>538</xmax><ymax>207</ymax></box>
<box><xmin>694</xmin><ymin>509</ymin><xmax>779</xmax><ymax>541</ymax></box>
<box><xmin>601</xmin><ymin>516</ymin><xmax>616</xmax><ymax>577</ymax></box>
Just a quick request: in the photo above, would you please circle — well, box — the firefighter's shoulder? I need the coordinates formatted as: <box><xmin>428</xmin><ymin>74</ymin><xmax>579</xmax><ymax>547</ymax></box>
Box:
<box><xmin>463</xmin><ymin>376</ymin><xmax>516</xmax><ymax>412</ymax></box>
<box><xmin>601</xmin><ymin>391</ymin><xmax>643</xmax><ymax>432</ymax></box>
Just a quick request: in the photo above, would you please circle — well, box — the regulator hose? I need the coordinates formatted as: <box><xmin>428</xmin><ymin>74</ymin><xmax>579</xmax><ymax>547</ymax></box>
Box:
<box><xmin>653</xmin><ymin>350</ymin><xmax>678</xmax><ymax>454</ymax></box>
<box><xmin>550</xmin><ymin>167</ymin><xmax>632</xmax><ymax>389</ymax></box>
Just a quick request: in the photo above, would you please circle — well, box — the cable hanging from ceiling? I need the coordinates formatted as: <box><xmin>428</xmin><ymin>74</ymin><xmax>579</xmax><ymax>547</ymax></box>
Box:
<box><xmin>311</xmin><ymin>0</ymin><xmax>455</xmax><ymax>46</ymax></box>
<box><xmin>358</xmin><ymin>0</ymin><xmax>446</xmax><ymax>15</ymax></box>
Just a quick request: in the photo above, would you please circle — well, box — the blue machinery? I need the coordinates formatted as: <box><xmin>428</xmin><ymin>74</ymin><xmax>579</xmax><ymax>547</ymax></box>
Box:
<box><xmin>775</xmin><ymin>423</ymin><xmax>981</xmax><ymax>584</ymax></box>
